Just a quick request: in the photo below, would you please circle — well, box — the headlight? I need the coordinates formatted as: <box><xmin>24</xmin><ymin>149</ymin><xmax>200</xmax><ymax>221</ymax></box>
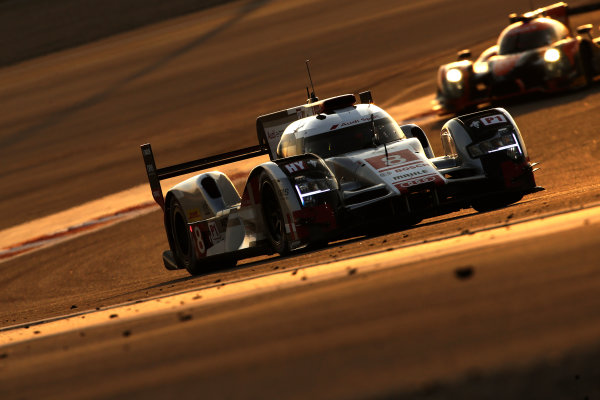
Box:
<box><xmin>294</xmin><ymin>175</ymin><xmax>337</xmax><ymax>207</ymax></box>
<box><xmin>446</xmin><ymin>68</ymin><xmax>463</xmax><ymax>83</ymax></box>
<box><xmin>467</xmin><ymin>132</ymin><xmax>522</xmax><ymax>158</ymax></box>
<box><xmin>473</xmin><ymin>61</ymin><xmax>489</xmax><ymax>74</ymax></box>
<box><xmin>544</xmin><ymin>48</ymin><xmax>561</xmax><ymax>63</ymax></box>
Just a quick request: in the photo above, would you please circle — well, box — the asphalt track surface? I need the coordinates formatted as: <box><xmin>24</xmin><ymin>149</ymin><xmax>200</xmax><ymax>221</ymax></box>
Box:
<box><xmin>2</xmin><ymin>0</ymin><xmax>600</xmax><ymax>399</ymax></box>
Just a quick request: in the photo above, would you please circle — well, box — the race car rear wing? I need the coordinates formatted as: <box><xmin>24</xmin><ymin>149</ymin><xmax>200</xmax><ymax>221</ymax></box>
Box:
<box><xmin>143</xmin><ymin>91</ymin><xmax>373</xmax><ymax>210</ymax></box>
<box><xmin>511</xmin><ymin>2</ymin><xmax>600</xmax><ymax>30</ymax></box>
<box><xmin>141</xmin><ymin>143</ymin><xmax>268</xmax><ymax>211</ymax></box>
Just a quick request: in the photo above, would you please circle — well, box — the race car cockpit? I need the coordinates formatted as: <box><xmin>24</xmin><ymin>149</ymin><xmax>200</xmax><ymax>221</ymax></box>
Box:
<box><xmin>498</xmin><ymin>18</ymin><xmax>568</xmax><ymax>55</ymax></box>
<box><xmin>278</xmin><ymin>115</ymin><xmax>405</xmax><ymax>159</ymax></box>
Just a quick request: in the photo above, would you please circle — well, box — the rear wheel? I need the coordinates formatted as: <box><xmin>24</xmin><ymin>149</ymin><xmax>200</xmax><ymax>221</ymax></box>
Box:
<box><xmin>169</xmin><ymin>198</ymin><xmax>195</xmax><ymax>272</ymax></box>
<box><xmin>167</xmin><ymin>197</ymin><xmax>235</xmax><ymax>275</ymax></box>
<box><xmin>260</xmin><ymin>173</ymin><xmax>290</xmax><ymax>255</ymax></box>
<box><xmin>471</xmin><ymin>192</ymin><xmax>523</xmax><ymax>213</ymax></box>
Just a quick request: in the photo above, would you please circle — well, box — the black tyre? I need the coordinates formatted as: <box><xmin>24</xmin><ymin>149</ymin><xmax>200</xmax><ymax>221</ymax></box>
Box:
<box><xmin>471</xmin><ymin>192</ymin><xmax>523</xmax><ymax>213</ymax></box>
<box><xmin>582</xmin><ymin>57</ymin><xmax>594</xmax><ymax>86</ymax></box>
<box><xmin>167</xmin><ymin>197</ymin><xmax>235</xmax><ymax>275</ymax></box>
<box><xmin>168</xmin><ymin>198</ymin><xmax>195</xmax><ymax>272</ymax></box>
<box><xmin>578</xmin><ymin>46</ymin><xmax>594</xmax><ymax>87</ymax></box>
<box><xmin>260</xmin><ymin>173</ymin><xmax>290</xmax><ymax>255</ymax></box>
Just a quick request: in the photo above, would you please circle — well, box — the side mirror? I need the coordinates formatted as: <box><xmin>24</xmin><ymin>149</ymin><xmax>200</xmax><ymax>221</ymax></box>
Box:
<box><xmin>577</xmin><ymin>24</ymin><xmax>593</xmax><ymax>36</ymax></box>
<box><xmin>508</xmin><ymin>13</ymin><xmax>519</xmax><ymax>23</ymax></box>
<box><xmin>400</xmin><ymin>124</ymin><xmax>435</xmax><ymax>158</ymax></box>
<box><xmin>457</xmin><ymin>49</ymin><xmax>471</xmax><ymax>60</ymax></box>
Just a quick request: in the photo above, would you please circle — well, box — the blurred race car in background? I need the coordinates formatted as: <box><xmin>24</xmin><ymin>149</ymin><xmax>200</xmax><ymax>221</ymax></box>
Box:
<box><xmin>142</xmin><ymin>92</ymin><xmax>542</xmax><ymax>275</ymax></box>
<box><xmin>435</xmin><ymin>2</ymin><xmax>600</xmax><ymax>114</ymax></box>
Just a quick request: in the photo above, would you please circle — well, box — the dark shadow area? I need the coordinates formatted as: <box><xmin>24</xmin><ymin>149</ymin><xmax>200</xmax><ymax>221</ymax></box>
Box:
<box><xmin>0</xmin><ymin>0</ymin><xmax>236</xmax><ymax>67</ymax></box>
<box><xmin>506</xmin><ymin>81</ymin><xmax>600</xmax><ymax>118</ymax></box>
<box><xmin>1</xmin><ymin>0</ymin><xmax>271</xmax><ymax>150</ymax></box>
<box><xmin>378</xmin><ymin>343</ymin><xmax>600</xmax><ymax>400</ymax></box>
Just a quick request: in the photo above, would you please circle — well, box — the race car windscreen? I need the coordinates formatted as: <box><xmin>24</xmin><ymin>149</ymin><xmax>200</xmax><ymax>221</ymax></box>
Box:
<box><xmin>498</xmin><ymin>27</ymin><xmax>558</xmax><ymax>55</ymax></box>
<box><xmin>303</xmin><ymin>117</ymin><xmax>404</xmax><ymax>158</ymax></box>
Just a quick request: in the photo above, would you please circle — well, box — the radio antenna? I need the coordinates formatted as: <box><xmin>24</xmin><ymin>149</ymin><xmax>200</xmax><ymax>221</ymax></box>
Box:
<box><xmin>305</xmin><ymin>59</ymin><xmax>318</xmax><ymax>103</ymax></box>
<box><xmin>371</xmin><ymin>113</ymin><xmax>388</xmax><ymax>164</ymax></box>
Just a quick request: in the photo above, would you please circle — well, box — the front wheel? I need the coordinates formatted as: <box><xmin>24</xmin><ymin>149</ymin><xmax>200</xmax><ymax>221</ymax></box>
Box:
<box><xmin>260</xmin><ymin>173</ymin><xmax>290</xmax><ymax>255</ymax></box>
<box><xmin>167</xmin><ymin>197</ymin><xmax>235</xmax><ymax>275</ymax></box>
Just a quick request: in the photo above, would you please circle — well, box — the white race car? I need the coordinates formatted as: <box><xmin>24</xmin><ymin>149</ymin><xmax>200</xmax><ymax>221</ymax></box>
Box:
<box><xmin>141</xmin><ymin>91</ymin><xmax>542</xmax><ymax>275</ymax></box>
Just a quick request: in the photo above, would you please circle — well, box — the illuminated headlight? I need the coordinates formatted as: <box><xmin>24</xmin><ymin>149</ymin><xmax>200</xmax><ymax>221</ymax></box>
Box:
<box><xmin>294</xmin><ymin>175</ymin><xmax>337</xmax><ymax>207</ymax></box>
<box><xmin>446</xmin><ymin>68</ymin><xmax>463</xmax><ymax>83</ymax></box>
<box><xmin>544</xmin><ymin>48</ymin><xmax>561</xmax><ymax>63</ymax></box>
<box><xmin>467</xmin><ymin>133</ymin><xmax>522</xmax><ymax>158</ymax></box>
<box><xmin>473</xmin><ymin>61</ymin><xmax>489</xmax><ymax>74</ymax></box>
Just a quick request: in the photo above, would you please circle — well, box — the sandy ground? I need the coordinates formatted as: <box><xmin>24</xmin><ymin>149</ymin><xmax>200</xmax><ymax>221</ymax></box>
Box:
<box><xmin>2</xmin><ymin>211</ymin><xmax>600</xmax><ymax>399</ymax></box>
<box><xmin>2</xmin><ymin>1</ymin><xmax>600</xmax><ymax>399</ymax></box>
<box><xmin>0</xmin><ymin>0</ymin><xmax>233</xmax><ymax>67</ymax></box>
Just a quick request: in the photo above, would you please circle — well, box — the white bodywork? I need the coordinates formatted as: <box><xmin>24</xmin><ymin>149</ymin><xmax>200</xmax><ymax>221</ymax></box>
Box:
<box><xmin>277</xmin><ymin>103</ymin><xmax>447</xmax><ymax>206</ymax></box>
<box><xmin>155</xmin><ymin>93</ymin><xmax>537</xmax><ymax>274</ymax></box>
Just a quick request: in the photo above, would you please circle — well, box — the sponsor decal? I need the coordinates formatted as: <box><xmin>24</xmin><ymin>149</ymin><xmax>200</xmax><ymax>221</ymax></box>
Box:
<box><xmin>284</xmin><ymin>160</ymin><xmax>306</xmax><ymax>173</ymax></box>
<box><xmin>378</xmin><ymin>163</ymin><xmax>425</xmax><ymax>177</ymax></box>
<box><xmin>394</xmin><ymin>175</ymin><xmax>438</xmax><ymax>190</ymax></box>
<box><xmin>188</xmin><ymin>208</ymin><xmax>202</xmax><ymax>220</ymax></box>
<box><xmin>265</xmin><ymin>126</ymin><xmax>285</xmax><ymax>140</ymax></box>
<box><xmin>382</xmin><ymin>154</ymin><xmax>407</xmax><ymax>165</ymax></box>
<box><xmin>329</xmin><ymin>115</ymin><xmax>381</xmax><ymax>131</ymax></box>
<box><xmin>480</xmin><ymin>114</ymin><xmax>507</xmax><ymax>126</ymax></box>
<box><xmin>192</xmin><ymin>225</ymin><xmax>206</xmax><ymax>257</ymax></box>
<box><xmin>189</xmin><ymin>218</ymin><xmax>226</xmax><ymax>258</ymax></box>
<box><xmin>365</xmin><ymin>149</ymin><xmax>420</xmax><ymax>170</ymax></box>
<box><xmin>208</xmin><ymin>221</ymin><xmax>220</xmax><ymax>242</ymax></box>
<box><xmin>264</xmin><ymin>124</ymin><xmax>288</xmax><ymax>157</ymax></box>
<box><xmin>392</xmin><ymin>168</ymin><xmax>431</xmax><ymax>181</ymax></box>
<box><xmin>364</xmin><ymin>149</ymin><xmax>443</xmax><ymax>193</ymax></box>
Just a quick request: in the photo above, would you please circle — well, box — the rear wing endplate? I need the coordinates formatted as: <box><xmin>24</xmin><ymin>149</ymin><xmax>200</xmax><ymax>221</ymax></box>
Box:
<box><xmin>256</xmin><ymin>106</ymin><xmax>313</xmax><ymax>160</ymax></box>
<box><xmin>141</xmin><ymin>143</ymin><xmax>268</xmax><ymax>211</ymax></box>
